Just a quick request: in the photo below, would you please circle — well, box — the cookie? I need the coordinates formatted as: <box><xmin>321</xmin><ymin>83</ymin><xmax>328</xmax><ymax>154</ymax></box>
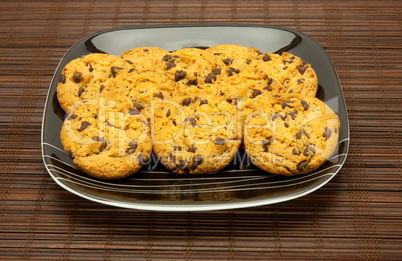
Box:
<box><xmin>252</xmin><ymin>52</ymin><xmax>318</xmax><ymax>96</ymax></box>
<box><xmin>56</xmin><ymin>53</ymin><xmax>133</xmax><ymax>113</ymax></box>
<box><xmin>244</xmin><ymin>94</ymin><xmax>340</xmax><ymax>176</ymax></box>
<box><xmin>60</xmin><ymin>96</ymin><xmax>152</xmax><ymax>180</ymax></box>
<box><xmin>121</xmin><ymin>47</ymin><xmax>169</xmax><ymax>73</ymax></box>
<box><xmin>152</xmin><ymin>94</ymin><xmax>241</xmax><ymax>175</ymax></box>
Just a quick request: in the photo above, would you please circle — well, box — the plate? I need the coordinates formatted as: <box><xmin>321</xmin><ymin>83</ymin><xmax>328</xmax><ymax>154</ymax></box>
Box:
<box><xmin>41</xmin><ymin>24</ymin><xmax>349</xmax><ymax>211</ymax></box>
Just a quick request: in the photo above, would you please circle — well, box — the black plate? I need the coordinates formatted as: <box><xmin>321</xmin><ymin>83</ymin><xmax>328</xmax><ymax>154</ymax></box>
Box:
<box><xmin>41</xmin><ymin>24</ymin><xmax>349</xmax><ymax>211</ymax></box>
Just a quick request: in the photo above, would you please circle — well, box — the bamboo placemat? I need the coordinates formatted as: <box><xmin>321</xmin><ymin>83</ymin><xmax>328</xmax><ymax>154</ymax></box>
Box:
<box><xmin>1</xmin><ymin>0</ymin><xmax>402</xmax><ymax>260</ymax></box>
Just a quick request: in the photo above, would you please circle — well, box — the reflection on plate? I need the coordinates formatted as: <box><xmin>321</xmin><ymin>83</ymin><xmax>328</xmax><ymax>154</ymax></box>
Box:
<box><xmin>41</xmin><ymin>24</ymin><xmax>349</xmax><ymax>211</ymax></box>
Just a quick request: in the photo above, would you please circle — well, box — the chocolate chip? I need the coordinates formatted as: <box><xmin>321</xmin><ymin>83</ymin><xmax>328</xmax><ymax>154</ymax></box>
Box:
<box><xmin>187</xmin><ymin>144</ymin><xmax>197</xmax><ymax>153</ymax></box>
<box><xmin>126</xmin><ymin>60</ymin><xmax>133</xmax><ymax>64</ymax></box>
<box><xmin>301</xmin><ymin>100</ymin><xmax>309</xmax><ymax>111</ymax></box>
<box><xmin>127</xmin><ymin>141</ymin><xmax>138</xmax><ymax>154</ymax></box>
<box><xmin>153</xmin><ymin>92</ymin><xmax>164</xmax><ymax>99</ymax></box>
<box><xmin>59</xmin><ymin>74</ymin><xmax>66</xmax><ymax>83</ymax></box>
<box><xmin>111</xmin><ymin>66</ymin><xmax>123</xmax><ymax>77</ymax></box>
<box><xmin>297</xmin><ymin>78</ymin><xmax>305</xmax><ymax>84</ymax></box>
<box><xmin>284</xmin><ymin>122</ymin><xmax>289</xmax><ymax>128</ymax></box>
<box><xmin>173</xmin><ymin>146</ymin><xmax>182</xmax><ymax>151</ymax></box>
<box><xmin>172</xmin><ymin>119</ymin><xmax>177</xmax><ymax>126</ymax></box>
<box><xmin>204</xmin><ymin>73</ymin><xmax>216</xmax><ymax>84</ymax></box>
<box><xmin>196</xmin><ymin>97</ymin><xmax>208</xmax><ymax>105</ymax></box>
<box><xmin>87</xmin><ymin>63</ymin><xmax>93</xmax><ymax>72</ymax></box>
<box><xmin>166</xmin><ymin>61</ymin><xmax>176</xmax><ymax>69</ymax></box>
<box><xmin>262</xmin><ymin>53</ymin><xmax>271</xmax><ymax>62</ymax></box>
<box><xmin>166</xmin><ymin>108</ymin><xmax>171</xmax><ymax>117</ymax></box>
<box><xmin>297</xmin><ymin>160</ymin><xmax>309</xmax><ymax>172</ymax></box>
<box><xmin>133</xmin><ymin>102</ymin><xmax>143</xmax><ymax>111</ymax></box>
<box><xmin>323</xmin><ymin>127</ymin><xmax>332</xmax><ymax>139</ymax></box>
<box><xmin>174</xmin><ymin>70</ymin><xmax>186</xmax><ymax>82</ymax></box>
<box><xmin>251</xmin><ymin>89</ymin><xmax>262</xmax><ymax>98</ymax></box>
<box><xmin>303</xmin><ymin>147</ymin><xmax>310</xmax><ymax>157</ymax></box>
<box><xmin>296</xmin><ymin>129</ymin><xmax>304</xmax><ymax>139</ymax></box>
<box><xmin>181</xmin><ymin>98</ymin><xmax>192</xmax><ymax>106</ymax></box>
<box><xmin>72</xmin><ymin>73</ymin><xmax>82</xmax><ymax>83</ymax></box>
<box><xmin>272</xmin><ymin>113</ymin><xmax>284</xmax><ymax>121</ymax></box>
<box><xmin>308</xmin><ymin>145</ymin><xmax>316</xmax><ymax>154</ymax></box>
<box><xmin>188</xmin><ymin>79</ymin><xmax>198</xmax><ymax>85</ymax></box>
<box><xmin>262</xmin><ymin>140</ymin><xmax>270</xmax><ymax>152</ymax></box>
<box><xmin>268</xmin><ymin>78</ymin><xmax>273</xmax><ymax>85</ymax></box>
<box><xmin>298</xmin><ymin>66</ymin><xmax>307</xmax><ymax>75</ymax></box>
<box><xmin>246</xmin><ymin>60</ymin><xmax>251</xmax><ymax>64</ymax></box>
<box><xmin>283</xmin><ymin>66</ymin><xmax>288</xmax><ymax>70</ymax></box>
<box><xmin>99</xmin><ymin>85</ymin><xmax>105</xmax><ymax>93</ymax></box>
<box><xmin>162</xmin><ymin>54</ymin><xmax>172</xmax><ymax>61</ymax></box>
<box><xmin>214</xmin><ymin>138</ymin><xmax>225</xmax><ymax>145</ymax></box>
<box><xmin>282</xmin><ymin>100</ymin><xmax>293</xmax><ymax>109</ymax></box>
<box><xmin>93</xmin><ymin>136</ymin><xmax>107</xmax><ymax>152</ymax></box>
<box><xmin>292</xmin><ymin>148</ymin><xmax>299</xmax><ymax>155</ymax></box>
<box><xmin>78</xmin><ymin>121</ymin><xmax>91</xmax><ymax>132</ymax></box>
<box><xmin>77</xmin><ymin>86</ymin><xmax>85</xmax><ymax>97</ymax></box>
<box><xmin>223</xmin><ymin>58</ymin><xmax>233</xmax><ymax>65</ymax></box>
<box><xmin>213</xmin><ymin>52</ymin><xmax>222</xmax><ymax>56</ymax></box>
<box><xmin>129</xmin><ymin>108</ymin><xmax>141</xmax><ymax>115</ymax></box>
<box><xmin>228</xmin><ymin>67</ymin><xmax>240</xmax><ymax>76</ymax></box>
<box><xmin>179</xmin><ymin>160</ymin><xmax>189</xmax><ymax>172</ymax></box>
<box><xmin>212</xmin><ymin>68</ymin><xmax>221</xmax><ymax>75</ymax></box>
<box><xmin>185</xmin><ymin>117</ymin><xmax>196</xmax><ymax>127</ymax></box>
<box><xmin>191</xmin><ymin>155</ymin><xmax>203</xmax><ymax>170</ymax></box>
<box><xmin>288</xmin><ymin>111</ymin><xmax>298</xmax><ymax>120</ymax></box>
<box><xmin>143</xmin><ymin>48</ymin><xmax>149</xmax><ymax>52</ymax></box>
<box><xmin>128</xmin><ymin>68</ymin><xmax>136</xmax><ymax>73</ymax></box>
<box><xmin>264</xmin><ymin>85</ymin><xmax>273</xmax><ymax>91</ymax></box>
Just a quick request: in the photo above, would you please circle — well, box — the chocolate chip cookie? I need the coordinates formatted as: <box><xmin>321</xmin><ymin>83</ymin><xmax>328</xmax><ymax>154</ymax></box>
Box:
<box><xmin>252</xmin><ymin>52</ymin><xmax>319</xmax><ymax>96</ymax></box>
<box><xmin>57</xmin><ymin>53</ymin><xmax>132</xmax><ymax>113</ymax></box>
<box><xmin>152</xmin><ymin>94</ymin><xmax>241</xmax><ymax>175</ymax></box>
<box><xmin>244</xmin><ymin>94</ymin><xmax>340</xmax><ymax>176</ymax></box>
<box><xmin>60</xmin><ymin>96</ymin><xmax>152</xmax><ymax>180</ymax></box>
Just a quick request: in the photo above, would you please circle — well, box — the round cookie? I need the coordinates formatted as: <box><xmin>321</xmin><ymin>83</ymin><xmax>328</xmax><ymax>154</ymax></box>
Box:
<box><xmin>152</xmin><ymin>94</ymin><xmax>242</xmax><ymax>175</ymax></box>
<box><xmin>244</xmin><ymin>94</ymin><xmax>340</xmax><ymax>176</ymax></box>
<box><xmin>252</xmin><ymin>52</ymin><xmax>318</xmax><ymax>96</ymax></box>
<box><xmin>60</xmin><ymin>96</ymin><xmax>152</xmax><ymax>180</ymax></box>
<box><xmin>56</xmin><ymin>53</ymin><xmax>133</xmax><ymax>113</ymax></box>
<box><xmin>121</xmin><ymin>47</ymin><xmax>169</xmax><ymax>73</ymax></box>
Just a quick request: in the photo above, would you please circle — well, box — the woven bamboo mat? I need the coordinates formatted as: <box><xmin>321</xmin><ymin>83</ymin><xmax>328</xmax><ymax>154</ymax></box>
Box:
<box><xmin>1</xmin><ymin>0</ymin><xmax>402</xmax><ymax>260</ymax></box>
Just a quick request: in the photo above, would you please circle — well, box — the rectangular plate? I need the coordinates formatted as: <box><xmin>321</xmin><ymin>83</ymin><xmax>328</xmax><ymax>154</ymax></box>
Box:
<box><xmin>42</xmin><ymin>24</ymin><xmax>349</xmax><ymax>211</ymax></box>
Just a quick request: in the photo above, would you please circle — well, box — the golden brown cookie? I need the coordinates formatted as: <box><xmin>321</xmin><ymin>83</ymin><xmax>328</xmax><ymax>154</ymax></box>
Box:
<box><xmin>244</xmin><ymin>94</ymin><xmax>340</xmax><ymax>176</ymax></box>
<box><xmin>56</xmin><ymin>53</ymin><xmax>132</xmax><ymax>113</ymax></box>
<box><xmin>60</xmin><ymin>96</ymin><xmax>152</xmax><ymax>180</ymax></box>
<box><xmin>252</xmin><ymin>52</ymin><xmax>319</xmax><ymax>96</ymax></box>
<box><xmin>152</xmin><ymin>94</ymin><xmax>241</xmax><ymax>175</ymax></box>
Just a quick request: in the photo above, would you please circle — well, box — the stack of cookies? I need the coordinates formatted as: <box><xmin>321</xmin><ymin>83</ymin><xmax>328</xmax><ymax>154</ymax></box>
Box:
<box><xmin>57</xmin><ymin>44</ymin><xmax>340</xmax><ymax>180</ymax></box>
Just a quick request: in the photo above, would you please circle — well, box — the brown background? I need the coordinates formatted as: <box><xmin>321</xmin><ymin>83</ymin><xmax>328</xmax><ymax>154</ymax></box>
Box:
<box><xmin>1</xmin><ymin>0</ymin><xmax>401</xmax><ymax>260</ymax></box>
